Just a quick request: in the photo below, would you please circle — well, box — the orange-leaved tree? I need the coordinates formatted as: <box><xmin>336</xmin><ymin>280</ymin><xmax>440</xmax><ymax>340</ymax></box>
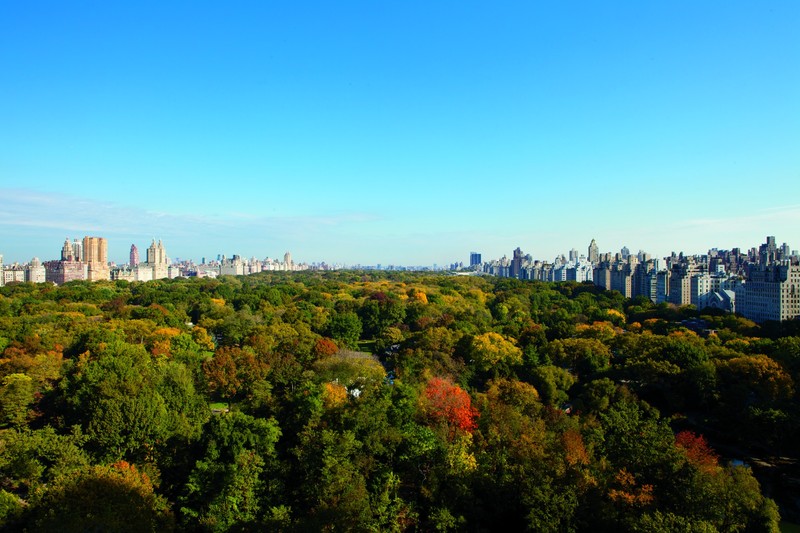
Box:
<box><xmin>422</xmin><ymin>376</ymin><xmax>478</xmax><ymax>435</ymax></box>
<box><xmin>675</xmin><ymin>430</ymin><xmax>719</xmax><ymax>472</ymax></box>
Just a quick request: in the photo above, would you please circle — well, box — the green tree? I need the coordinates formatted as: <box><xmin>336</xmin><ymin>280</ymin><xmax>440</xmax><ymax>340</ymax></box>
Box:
<box><xmin>359</xmin><ymin>294</ymin><xmax>406</xmax><ymax>338</ymax></box>
<box><xmin>0</xmin><ymin>489</ymin><xmax>23</xmax><ymax>526</ymax></box>
<box><xmin>548</xmin><ymin>337</ymin><xmax>612</xmax><ymax>376</ymax></box>
<box><xmin>58</xmin><ymin>342</ymin><xmax>196</xmax><ymax>463</ymax></box>
<box><xmin>179</xmin><ymin>412</ymin><xmax>282</xmax><ymax>531</ymax></box>
<box><xmin>0</xmin><ymin>373</ymin><xmax>35</xmax><ymax>428</ymax></box>
<box><xmin>21</xmin><ymin>461</ymin><xmax>174</xmax><ymax>532</ymax></box>
<box><xmin>528</xmin><ymin>365</ymin><xmax>576</xmax><ymax>407</ymax></box>
<box><xmin>0</xmin><ymin>426</ymin><xmax>89</xmax><ymax>499</ymax></box>
<box><xmin>293</xmin><ymin>428</ymin><xmax>372</xmax><ymax>531</ymax></box>
<box><xmin>326</xmin><ymin>311</ymin><xmax>363</xmax><ymax>349</ymax></box>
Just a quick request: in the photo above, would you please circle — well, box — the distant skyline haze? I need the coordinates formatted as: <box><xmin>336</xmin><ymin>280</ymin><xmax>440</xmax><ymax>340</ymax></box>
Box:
<box><xmin>1</xmin><ymin>2</ymin><xmax>798</xmax><ymax>264</ymax></box>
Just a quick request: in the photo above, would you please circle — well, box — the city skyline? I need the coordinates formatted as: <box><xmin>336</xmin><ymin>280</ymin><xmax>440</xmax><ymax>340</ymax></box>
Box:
<box><xmin>0</xmin><ymin>232</ymin><xmax>795</xmax><ymax>270</ymax></box>
<box><xmin>5</xmin><ymin>233</ymin><xmax>798</xmax><ymax>325</ymax></box>
<box><xmin>2</xmin><ymin>3</ymin><xmax>799</xmax><ymax>264</ymax></box>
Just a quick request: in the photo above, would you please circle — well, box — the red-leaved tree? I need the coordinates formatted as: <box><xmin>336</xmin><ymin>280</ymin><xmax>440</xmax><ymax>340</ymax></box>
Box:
<box><xmin>675</xmin><ymin>430</ymin><xmax>719</xmax><ymax>471</ymax></box>
<box><xmin>313</xmin><ymin>337</ymin><xmax>339</xmax><ymax>358</ymax></box>
<box><xmin>423</xmin><ymin>377</ymin><xmax>479</xmax><ymax>435</ymax></box>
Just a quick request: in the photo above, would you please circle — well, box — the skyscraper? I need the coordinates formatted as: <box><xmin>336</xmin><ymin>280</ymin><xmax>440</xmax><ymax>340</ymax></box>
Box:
<box><xmin>147</xmin><ymin>239</ymin><xmax>168</xmax><ymax>265</ymax></box>
<box><xmin>72</xmin><ymin>239</ymin><xmax>82</xmax><ymax>262</ymax></box>
<box><xmin>470</xmin><ymin>252</ymin><xmax>482</xmax><ymax>267</ymax></box>
<box><xmin>130</xmin><ymin>244</ymin><xmax>140</xmax><ymax>267</ymax></box>
<box><xmin>83</xmin><ymin>236</ymin><xmax>109</xmax><ymax>281</ymax></box>
<box><xmin>83</xmin><ymin>236</ymin><xmax>107</xmax><ymax>264</ymax></box>
<box><xmin>759</xmin><ymin>236</ymin><xmax>778</xmax><ymax>265</ymax></box>
<box><xmin>510</xmin><ymin>247</ymin><xmax>523</xmax><ymax>278</ymax></box>
<box><xmin>61</xmin><ymin>238</ymin><xmax>74</xmax><ymax>261</ymax></box>
<box><xmin>146</xmin><ymin>239</ymin><xmax>169</xmax><ymax>279</ymax></box>
<box><xmin>50</xmin><ymin>238</ymin><xmax>86</xmax><ymax>284</ymax></box>
<box><xmin>588</xmin><ymin>239</ymin><xmax>599</xmax><ymax>264</ymax></box>
<box><xmin>737</xmin><ymin>264</ymin><xmax>800</xmax><ymax>322</ymax></box>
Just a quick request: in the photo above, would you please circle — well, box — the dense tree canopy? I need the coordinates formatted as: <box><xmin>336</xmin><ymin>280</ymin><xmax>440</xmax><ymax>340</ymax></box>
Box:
<box><xmin>0</xmin><ymin>271</ymin><xmax>795</xmax><ymax>530</ymax></box>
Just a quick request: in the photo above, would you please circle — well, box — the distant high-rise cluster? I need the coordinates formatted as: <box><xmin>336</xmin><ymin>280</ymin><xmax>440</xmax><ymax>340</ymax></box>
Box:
<box><xmin>1</xmin><ymin>236</ymin><xmax>311</xmax><ymax>288</ymax></box>
<box><xmin>735</xmin><ymin>237</ymin><xmax>800</xmax><ymax>322</ymax></box>
<box><xmin>46</xmin><ymin>237</ymin><xmax>102</xmax><ymax>284</ymax></box>
<box><xmin>477</xmin><ymin>236</ymin><xmax>800</xmax><ymax>323</ymax></box>
<box><xmin>46</xmin><ymin>237</ymin><xmax>87</xmax><ymax>284</ymax></box>
<box><xmin>112</xmin><ymin>239</ymin><xmax>174</xmax><ymax>282</ymax></box>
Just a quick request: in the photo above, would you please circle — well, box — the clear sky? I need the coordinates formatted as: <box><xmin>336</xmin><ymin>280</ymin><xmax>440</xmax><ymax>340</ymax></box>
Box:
<box><xmin>1</xmin><ymin>2</ymin><xmax>799</xmax><ymax>266</ymax></box>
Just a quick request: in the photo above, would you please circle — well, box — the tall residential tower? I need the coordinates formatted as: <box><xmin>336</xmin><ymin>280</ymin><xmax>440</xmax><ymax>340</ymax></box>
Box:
<box><xmin>83</xmin><ymin>236</ymin><xmax>109</xmax><ymax>281</ymax></box>
<box><xmin>130</xmin><ymin>244</ymin><xmax>140</xmax><ymax>267</ymax></box>
<box><xmin>588</xmin><ymin>239</ymin><xmax>599</xmax><ymax>264</ymax></box>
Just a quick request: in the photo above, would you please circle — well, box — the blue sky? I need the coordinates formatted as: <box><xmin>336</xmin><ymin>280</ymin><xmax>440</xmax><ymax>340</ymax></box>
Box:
<box><xmin>1</xmin><ymin>2</ymin><xmax>799</xmax><ymax>266</ymax></box>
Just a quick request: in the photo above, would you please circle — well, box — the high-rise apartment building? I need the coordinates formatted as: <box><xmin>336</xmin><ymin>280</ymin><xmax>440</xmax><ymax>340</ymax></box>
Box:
<box><xmin>130</xmin><ymin>244</ymin><xmax>140</xmax><ymax>267</ymax></box>
<box><xmin>510</xmin><ymin>247</ymin><xmax>524</xmax><ymax>279</ymax></box>
<box><xmin>220</xmin><ymin>256</ymin><xmax>245</xmax><ymax>276</ymax></box>
<box><xmin>593</xmin><ymin>263</ymin><xmax>611</xmax><ymax>291</ymax></box>
<box><xmin>567</xmin><ymin>259</ymin><xmax>594</xmax><ymax>283</ymax></box>
<box><xmin>632</xmin><ymin>261</ymin><xmax>657</xmax><ymax>302</ymax></box>
<box><xmin>668</xmin><ymin>263</ymin><xmax>695</xmax><ymax>306</ymax></box>
<box><xmin>592</xmin><ymin>259</ymin><xmax>633</xmax><ymax>297</ymax></box>
<box><xmin>61</xmin><ymin>238</ymin><xmax>78</xmax><ymax>261</ymax></box>
<box><xmin>83</xmin><ymin>236</ymin><xmax>107</xmax><ymax>265</ymax></box>
<box><xmin>147</xmin><ymin>240</ymin><xmax>167</xmax><ymax>265</ymax></box>
<box><xmin>83</xmin><ymin>236</ymin><xmax>109</xmax><ymax>281</ymax></box>
<box><xmin>732</xmin><ymin>237</ymin><xmax>800</xmax><ymax>322</ymax></box>
<box><xmin>656</xmin><ymin>270</ymin><xmax>670</xmax><ymax>303</ymax></box>
<box><xmin>610</xmin><ymin>263</ymin><xmax>634</xmax><ymax>298</ymax></box>
<box><xmin>146</xmin><ymin>239</ymin><xmax>169</xmax><ymax>279</ymax></box>
<box><xmin>588</xmin><ymin>239</ymin><xmax>599</xmax><ymax>264</ymax></box>
<box><xmin>49</xmin><ymin>238</ymin><xmax>87</xmax><ymax>284</ymax></box>
<box><xmin>691</xmin><ymin>273</ymin><xmax>713</xmax><ymax>308</ymax></box>
<box><xmin>759</xmin><ymin>236</ymin><xmax>778</xmax><ymax>265</ymax></box>
<box><xmin>569</xmin><ymin>249</ymin><xmax>579</xmax><ymax>263</ymax></box>
<box><xmin>737</xmin><ymin>264</ymin><xmax>800</xmax><ymax>322</ymax></box>
<box><xmin>72</xmin><ymin>239</ymin><xmax>82</xmax><ymax>262</ymax></box>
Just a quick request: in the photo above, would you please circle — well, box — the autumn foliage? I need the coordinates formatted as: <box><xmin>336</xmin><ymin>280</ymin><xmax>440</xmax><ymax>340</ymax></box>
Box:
<box><xmin>422</xmin><ymin>377</ymin><xmax>479</xmax><ymax>434</ymax></box>
<box><xmin>323</xmin><ymin>382</ymin><xmax>348</xmax><ymax>409</ymax></box>
<box><xmin>0</xmin><ymin>270</ymin><xmax>789</xmax><ymax>531</ymax></box>
<box><xmin>313</xmin><ymin>337</ymin><xmax>339</xmax><ymax>358</ymax></box>
<box><xmin>28</xmin><ymin>461</ymin><xmax>173</xmax><ymax>531</ymax></box>
<box><xmin>675</xmin><ymin>430</ymin><xmax>719</xmax><ymax>471</ymax></box>
<box><xmin>607</xmin><ymin>469</ymin><xmax>655</xmax><ymax>507</ymax></box>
